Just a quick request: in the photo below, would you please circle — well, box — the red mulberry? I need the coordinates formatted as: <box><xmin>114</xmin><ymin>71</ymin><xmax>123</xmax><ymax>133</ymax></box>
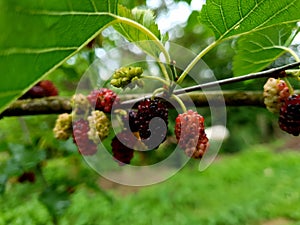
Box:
<box><xmin>175</xmin><ymin>110</ymin><xmax>209</xmax><ymax>159</ymax></box>
<box><xmin>263</xmin><ymin>78</ymin><xmax>290</xmax><ymax>113</ymax></box>
<box><xmin>87</xmin><ymin>88</ymin><xmax>120</xmax><ymax>113</ymax></box>
<box><xmin>278</xmin><ymin>94</ymin><xmax>300</xmax><ymax>136</ymax></box>
<box><xmin>111</xmin><ymin>130</ymin><xmax>136</xmax><ymax>165</ymax></box>
<box><xmin>72</xmin><ymin>119</ymin><xmax>98</xmax><ymax>155</ymax></box>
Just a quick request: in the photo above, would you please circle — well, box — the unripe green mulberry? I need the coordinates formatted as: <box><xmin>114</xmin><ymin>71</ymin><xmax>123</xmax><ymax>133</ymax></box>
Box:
<box><xmin>110</xmin><ymin>66</ymin><xmax>144</xmax><ymax>89</ymax></box>
<box><xmin>87</xmin><ymin>110</ymin><xmax>111</xmax><ymax>144</ymax></box>
<box><xmin>53</xmin><ymin>113</ymin><xmax>72</xmax><ymax>140</ymax></box>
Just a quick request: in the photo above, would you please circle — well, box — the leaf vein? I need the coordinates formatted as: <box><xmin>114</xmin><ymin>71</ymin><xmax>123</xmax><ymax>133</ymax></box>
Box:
<box><xmin>0</xmin><ymin>47</ymin><xmax>78</xmax><ymax>56</ymax></box>
<box><xmin>255</xmin><ymin>0</ymin><xmax>297</xmax><ymax>31</ymax></box>
<box><xmin>219</xmin><ymin>0</ymin><xmax>263</xmax><ymax>39</ymax></box>
<box><xmin>90</xmin><ymin>0</ymin><xmax>98</xmax><ymax>12</ymax></box>
<box><xmin>204</xmin><ymin>7</ymin><xmax>222</xmax><ymax>37</ymax></box>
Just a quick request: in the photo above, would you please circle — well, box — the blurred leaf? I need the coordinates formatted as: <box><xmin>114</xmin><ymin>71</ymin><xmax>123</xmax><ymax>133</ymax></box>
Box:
<box><xmin>0</xmin><ymin>0</ymin><xmax>118</xmax><ymax>113</ymax></box>
<box><xmin>0</xmin><ymin>174</ymin><xmax>7</xmax><ymax>194</ymax></box>
<box><xmin>233</xmin><ymin>24</ymin><xmax>296</xmax><ymax>76</ymax></box>
<box><xmin>39</xmin><ymin>186</ymin><xmax>71</xmax><ymax>217</ymax></box>
<box><xmin>7</xmin><ymin>143</ymin><xmax>46</xmax><ymax>170</ymax></box>
<box><xmin>198</xmin><ymin>0</ymin><xmax>300</xmax><ymax>41</ymax></box>
<box><xmin>4</xmin><ymin>159</ymin><xmax>23</xmax><ymax>177</ymax></box>
<box><xmin>114</xmin><ymin>5</ymin><xmax>163</xmax><ymax>58</ymax></box>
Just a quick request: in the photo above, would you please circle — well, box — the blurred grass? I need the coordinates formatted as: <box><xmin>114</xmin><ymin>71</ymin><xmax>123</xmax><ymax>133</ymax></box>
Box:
<box><xmin>1</xmin><ymin>145</ymin><xmax>300</xmax><ymax>225</ymax></box>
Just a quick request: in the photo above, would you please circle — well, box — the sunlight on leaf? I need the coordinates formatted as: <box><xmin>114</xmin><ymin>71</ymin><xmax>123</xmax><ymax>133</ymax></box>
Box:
<box><xmin>199</xmin><ymin>0</ymin><xmax>300</xmax><ymax>41</ymax></box>
<box><xmin>114</xmin><ymin>5</ymin><xmax>163</xmax><ymax>59</ymax></box>
<box><xmin>233</xmin><ymin>24</ymin><xmax>297</xmax><ymax>76</ymax></box>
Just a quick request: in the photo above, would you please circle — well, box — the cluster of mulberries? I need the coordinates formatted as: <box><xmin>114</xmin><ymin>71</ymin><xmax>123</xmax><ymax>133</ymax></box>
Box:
<box><xmin>54</xmin><ymin>88</ymin><xmax>118</xmax><ymax>156</ymax></box>
<box><xmin>53</xmin><ymin>86</ymin><xmax>212</xmax><ymax>163</ymax></box>
<box><xmin>175</xmin><ymin>110</ymin><xmax>209</xmax><ymax>159</ymax></box>
<box><xmin>263</xmin><ymin>78</ymin><xmax>290</xmax><ymax>113</ymax></box>
<box><xmin>20</xmin><ymin>80</ymin><xmax>58</xmax><ymax>99</ymax></box>
<box><xmin>263</xmin><ymin>77</ymin><xmax>299</xmax><ymax>136</ymax></box>
<box><xmin>117</xmin><ymin>98</ymin><xmax>211</xmax><ymax>161</ymax></box>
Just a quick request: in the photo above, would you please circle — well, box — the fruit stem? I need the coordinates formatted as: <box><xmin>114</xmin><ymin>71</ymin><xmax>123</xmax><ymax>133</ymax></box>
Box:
<box><xmin>283</xmin><ymin>77</ymin><xmax>294</xmax><ymax>95</ymax></box>
<box><xmin>141</xmin><ymin>75</ymin><xmax>170</xmax><ymax>86</ymax></box>
<box><xmin>176</xmin><ymin>40</ymin><xmax>219</xmax><ymax>84</ymax></box>
<box><xmin>111</xmin><ymin>15</ymin><xmax>171</xmax><ymax>81</ymax></box>
<box><xmin>171</xmin><ymin>94</ymin><xmax>187</xmax><ymax>112</ymax></box>
<box><xmin>286</xmin><ymin>69</ymin><xmax>300</xmax><ymax>81</ymax></box>
<box><xmin>275</xmin><ymin>46</ymin><xmax>300</xmax><ymax>62</ymax></box>
<box><xmin>113</xmin><ymin>16</ymin><xmax>171</xmax><ymax>63</ymax></box>
<box><xmin>152</xmin><ymin>87</ymin><xmax>166</xmax><ymax>99</ymax></box>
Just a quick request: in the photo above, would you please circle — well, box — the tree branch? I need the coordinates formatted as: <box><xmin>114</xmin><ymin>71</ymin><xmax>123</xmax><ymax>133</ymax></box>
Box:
<box><xmin>0</xmin><ymin>97</ymin><xmax>72</xmax><ymax>117</ymax></box>
<box><xmin>0</xmin><ymin>91</ymin><xmax>284</xmax><ymax>117</ymax></box>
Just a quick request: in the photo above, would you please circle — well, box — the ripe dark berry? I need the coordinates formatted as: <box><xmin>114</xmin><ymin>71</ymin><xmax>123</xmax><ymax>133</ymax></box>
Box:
<box><xmin>122</xmin><ymin>110</ymin><xmax>139</xmax><ymax>132</ymax></box>
<box><xmin>20</xmin><ymin>80</ymin><xmax>58</xmax><ymax>99</ymax></box>
<box><xmin>175</xmin><ymin>110</ymin><xmax>209</xmax><ymax>159</ymax></box>
<box><xmin>111</xmin><ymin>130</ymin><xmax>135</xmax><ymax>165</ymax></box>
<box><xmin>278</xmin><ymin>94</ymin><xmax>300</xmax><ymax>136</ymax></box>
<box><xmin>263</xmin><ymin>78</ymin><xmax>290</xmax><ymax>113</ymax></box>
<box><xmin>136</xmin><ymin>98</ymin><xmax>168</xmax><ymax>148</ymax></box>
<box><xmin>87</xmin><ymin>88</ymin><xmax>120</xmax><ymax>113</ymax></box>
<box><xmin>38</xmin><ymin>80</ymin><xmax>58</xmax><ymax>96</ymax></box>
<box><xmin>23</xmin><ymin>86</ymin><xmax>46</xmax><ymax>99</ymax></box>
<box><xmin>18</xmin><ymin>171</ymin><xmax>35</xmax><ymax>183</ymax></box>
<box><xmin>72</xmin><ymin>119</ymin><xmax>98</xmax><ymax>155</ymax></box>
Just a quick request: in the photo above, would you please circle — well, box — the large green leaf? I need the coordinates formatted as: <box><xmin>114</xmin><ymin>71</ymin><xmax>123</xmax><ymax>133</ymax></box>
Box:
<box><xmin>113</xmin><ymin>5</ymin><xmax>163</xmax><ymax>58</ymax></box>
<box><xmin>233</xmin><ymin>24</ymin><xmax>296</xmax><ymax>76</ymax></box>
<box><xmin>0</xmin><ymin>0</ymin><xmax>118</xmax><ymax>113</ymax></box>
<box><xmin>199</xmin><ymin>0</ymin><xmax>300</xmax><ymax>41</ymax></box>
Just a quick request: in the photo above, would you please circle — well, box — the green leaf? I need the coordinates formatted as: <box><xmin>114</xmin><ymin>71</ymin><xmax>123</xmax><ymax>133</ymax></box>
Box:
<box><xmin>199</xmin><ymin>0</ymin><xmax>300</xmax><ymax>41</ymax></box>
<box><xmin>113</xmin><ymin>5</ymin><xmax>163</xmax><ymax>58</ymax></box>
<box><xmin>7</xmin><ymin>143</ymin><xmax>46</xmax><ymax>171</ymax></box>
<box><xmin>0</xmin><ymin>0</ymin><xmax>118</xmax><ymax>113</ymax></box>
<box><xmin>233</xmin><ymin>24</ymin><xmax>296</xmax><ymax>76</ymax></box>
<box><xmin>39</xmin><ymin>186</ymin><xmax>71</xmax><ymax>218</ymax></box>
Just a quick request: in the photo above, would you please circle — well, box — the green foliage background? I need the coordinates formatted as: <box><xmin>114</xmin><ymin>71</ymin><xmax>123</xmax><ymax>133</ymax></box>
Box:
<box><xmin>0</xmin><ymin>0</ymin><xmax>300</xmax><ymax>224</ymax></box>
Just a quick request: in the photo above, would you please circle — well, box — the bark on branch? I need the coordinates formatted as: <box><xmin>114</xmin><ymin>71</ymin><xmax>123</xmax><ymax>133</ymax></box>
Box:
<box><xmin>0</xmin><ymin>91</ymin><xmax>274</xmax><ymax>117</ymax></box>
<box><xmin>2</xmin><ymin>90</ymin><xmax>299</xmax><ymax>117</ymax></box>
